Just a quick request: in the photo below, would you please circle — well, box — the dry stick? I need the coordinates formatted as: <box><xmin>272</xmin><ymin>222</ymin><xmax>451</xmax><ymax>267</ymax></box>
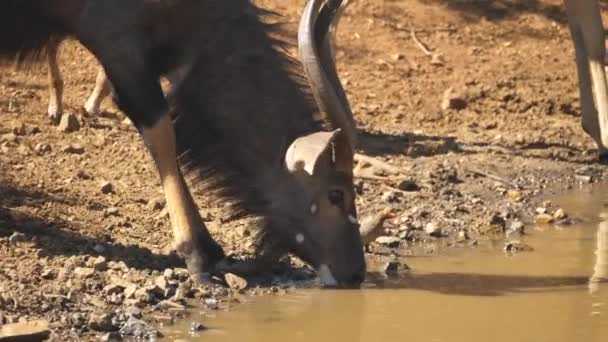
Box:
<box><xmin>411</xmin><ymin>30</ymin><xmax>433</xmax><ymax>56</ymax></box>
<box><xmin>465</xmin><ymin>167</ymin><xmax>518</xmax><ymax>188</ymax></box>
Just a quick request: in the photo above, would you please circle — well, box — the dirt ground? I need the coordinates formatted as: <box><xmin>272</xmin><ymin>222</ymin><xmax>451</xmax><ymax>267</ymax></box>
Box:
<box><xmin>2</xmin><ymin>0</ymin><xmax>608</xmax><ymax>340</ymax></box>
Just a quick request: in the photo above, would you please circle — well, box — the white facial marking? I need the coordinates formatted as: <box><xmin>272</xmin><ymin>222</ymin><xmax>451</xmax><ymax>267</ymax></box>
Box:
<box><xmin>310</xmin><ymin>203</ymin><xmax>318</xmax><ymax>215</ymax></box>
<box><xmin>348</xmin><ymin>214</ymin><xmax>358</xmax><ymax>224</ymax></box>
<box><xmin>318</xmin><ymin>264</ymin><xmax>338</xmax><ymax>286</ymax></box>
<box><xmin>295</xmin><ymin>233</ymin><xmax>305</xmax><ymax>244</ymax></box>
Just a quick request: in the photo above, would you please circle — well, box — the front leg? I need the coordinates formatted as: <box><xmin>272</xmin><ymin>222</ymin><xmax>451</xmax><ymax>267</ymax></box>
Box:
<box><xmin>95</xmin><ymin>49</ymin><xmax>224</xmax><ymax>282</ymax></box>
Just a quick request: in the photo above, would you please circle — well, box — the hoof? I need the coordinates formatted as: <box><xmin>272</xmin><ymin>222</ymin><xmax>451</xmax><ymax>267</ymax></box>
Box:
<box><xmin>180</xmin><ymin>239</ymin><xmax>225</xmax><ymax>285</ymax></box>
<box><xmin>48</xmin><ymin>111</ymin><xmax>61</xmax><ymax>125</ymax></box>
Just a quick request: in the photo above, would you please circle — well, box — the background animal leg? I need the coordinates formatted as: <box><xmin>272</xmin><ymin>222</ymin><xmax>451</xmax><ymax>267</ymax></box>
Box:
<box><xmin>84</xmin><ymin>66</ymin><xmax>112</xmax><ymax>115</ymax></box>
<box><xmin>564</xmin><ymin>0</ymin><xmax>608</xmax><ymax>156</ymax></box>
<box><xmin>46</xmin><ymin>39</ymin><xmax>64</xmax><ymax>124</ymax></box>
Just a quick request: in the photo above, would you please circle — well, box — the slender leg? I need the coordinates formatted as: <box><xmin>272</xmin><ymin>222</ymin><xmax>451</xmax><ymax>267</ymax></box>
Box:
<box><xmin>564</xmin><ymin>0</ymin><xmax>608</xmax><ymax>156</ymax></box>
<box><xmin>84</xmin><ymin>66</ymin><xmax>112</xmax><ymax>115</ymax></box>
<box><xmin>95</xmin><ymin>46</ymin><xmax>224</xmax><ymax>281</ymax></box>
<box><xmin>46</xmin><ymin>39</ymin><xmax>64</xmax><ymax>124</ymax></box>
<box><xmin>589</xmin><ymin>220</ymin><xmax>608</xmax><ymax>294</ymax></box>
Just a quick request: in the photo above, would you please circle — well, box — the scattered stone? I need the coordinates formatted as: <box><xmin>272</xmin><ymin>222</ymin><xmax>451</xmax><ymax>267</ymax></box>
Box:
<box><xmin>88</xmin><ymin>312</ymin><xmax>115</xmax><ymax>332</ymax></box>
<box><xmin>506</xmin><ymin>220</ymin><xmax>525</xmax><ymax>236</ymax></box>
<box><xmin>57</xmin><ymin>113</ymin><xmax>80</xmax><ymax>132</ymax></box>
<box><xmin>424</xmin><ymin>222</ymin><xmax>442</xmax><ymax>236</ymax></box>
<box><xmin>124</xmin><ymin>284</ymin><xmax>138</xmax><ymax>299</ymax></box>
<box><xmin>553</xmin><ymin>208</ymin><xmax>567</xmax><ymax>220</ymax></box>
<box><xmin>41</xmin><ymin>269</ymin><xmax>55</xmax><ymax>280</ymax></box>
<box><xmin>441</xmin><ymin>87</ymin><xmax>467</xmax><ymax>110</ymax></box>
<box><xmin>224</xmin><ymin>273</ymin><xmax>248</xmax><ymax>291</ymax></box>
<box><xmin>93</xmin><ymin>244</ymin><xmax>106</xmax><ymax>254</ymax></box>
<box><xmin>99</xmin><ymin>332</ymin><xmax>122</xmax><ymax>342</ymax></box>
<box><xmin>147</xmin><ymin>197</ymin><xmax>166</xmax><ymax>211</ymax></box>
<box><xmin>535</xmin><ymin>207</ymin><xmax>547</xmax><ymax>214</ymax></box>
<box><xmin>575</xmin><ymin>174</ymin><xmax>592</xmax><ymax>183</ymax></box>
<box><xmin>74</xmin><ymin>267</ymin><xmax>96</xmax><ymax>278</ymax></box>
<box><xmin>8</xmin><ymin>232</ymin><xmax>26</xmax><ymax>245</ymax></box>
<box><xmin>383</xmin><ymin>261</ymin><xmax>400</xmax><ymax>276</ymax></box>
<box><xmin>62</xmin><ymin>143</ymin><xmax>85</xmax><ymax>154</ymax></box>
<box><xmin>507</xmin><ymin>190</ymin><xmax>523</xmax><ymax>202</ymax></box>
<box><xmin>542</xmin><ymin>200</ymin><xmax>552</xmax><ymax>208</ymax></box>
<box><xmin>163</xmin><ymin>269</ymin><xmax>174</xmax><ymax>280</ymax></box>
<box><xmin>34</xmin><ymin>143</ymin><xmax>51</xmax><ymax>154</ymax></box>
<box><xmin>0</xmin><ymin>320</ymin><xmax>50</xmax><ymax>341</ymax></box>
<box><xmin>504</xmin><ymin>241</ymin><xmax>534</xmax><ymax>253</ymax></box>
<box><xmin>534</xmin><ymin>213</ymin><xmax>553</xmax><ymax>224</ymax></box>
<box><xmin>118</xmin><ymin>317</ymin><xmax>160</xmax><ymax>339</ymax></box>
<box><xmin>375</xmin><ymin>236</ymin><xmax>401</xmax><ymax>247</ymax></box>
<box><xmin>0</xmin><ymin>133</ymin><xmax>18</xmax><ymax>143</ymax></box>
<box><xmin>204</xmin><ymin>298</ymin><xmax>219</xmax><ymax>310</ymax></box>
<box><xmin>92</xmin><ymin>256</ymin><xmax>108</xmax><ymax>271</ymax></box>
<box><xmin>104</xmin><ymin>207</ymin><xmax>119</xmax><ymax>217</ymax></box>
<box><xmin>397</xmin><ymin>179</ymin><xmax>420</xmax><ymax>192</ymax></box>
<box><xmin>125</xmin><ymin>306</ymin><xmax>142</xmax><ymax>319</ymax></box>
<box><xmin>11</xmin><ymin>122</ymin><xmax>27</xmax><ymax>136</ymax></box>
<box><xmin>99</xmin><ymin>181</ymin><xmax>113</xmax><ymax>194</ymax></box>
<box><xmin>457</xmin><ymin>230</ymin><xmax>469</xmax><ymax>241</ymax></box>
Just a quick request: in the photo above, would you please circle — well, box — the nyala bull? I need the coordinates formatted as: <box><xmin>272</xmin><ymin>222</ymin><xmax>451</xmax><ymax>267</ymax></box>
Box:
<box><xmin>0</xmin><ymin>0</ymin><xmax>365</xmax><ymax>287</ymax></box>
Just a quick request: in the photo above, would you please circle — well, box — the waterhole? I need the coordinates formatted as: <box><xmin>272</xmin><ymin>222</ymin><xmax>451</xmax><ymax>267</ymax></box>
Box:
<box><xmin>164</xmin><ymin>184</ymin><xmax>608</xmax><ymax>342</ymax></box>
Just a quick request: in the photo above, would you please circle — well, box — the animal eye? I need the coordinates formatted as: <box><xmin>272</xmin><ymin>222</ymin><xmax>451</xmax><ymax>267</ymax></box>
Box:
<box><xmin>328</xmin><ymin>189</ymin><xmax>344</xmax><ymax>206</ymax></box>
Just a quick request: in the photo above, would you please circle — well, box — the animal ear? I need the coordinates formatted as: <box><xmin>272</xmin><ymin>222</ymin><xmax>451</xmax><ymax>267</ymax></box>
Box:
<box><xmin>285</xmin><ymin>129</ymin><xmax>341</xmax><ymax>175</ymax></box>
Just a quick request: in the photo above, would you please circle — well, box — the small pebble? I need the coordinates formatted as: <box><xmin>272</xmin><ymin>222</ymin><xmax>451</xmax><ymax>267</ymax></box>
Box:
<box><xmin>99</xmin><ymin>181</ymin><xmax>113</xmax><ymax>194</ymax></box>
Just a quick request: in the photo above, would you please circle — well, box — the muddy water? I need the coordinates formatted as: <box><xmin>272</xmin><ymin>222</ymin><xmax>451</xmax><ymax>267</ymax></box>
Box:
<box><xmin>165</xmin><ymin>185</ymin><xmax>608</xmax><ymax>342</ymax></box>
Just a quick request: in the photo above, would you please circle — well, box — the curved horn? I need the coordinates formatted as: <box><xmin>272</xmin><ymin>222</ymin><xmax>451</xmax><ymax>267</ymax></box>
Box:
<box><xmin>298</xmin><ymin>0</ymin><xmax>357</xmax><ymax>151</ymax></box>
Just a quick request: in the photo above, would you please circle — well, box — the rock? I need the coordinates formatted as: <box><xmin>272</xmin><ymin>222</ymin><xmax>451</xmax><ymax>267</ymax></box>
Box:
<box><xmin>224</xmin><ymin>273</ymin><xmax>248</xmax><ymax>291</ymax></box>
<box><xmin>375</xmin><ymin>236</ymin><xmax>401</xmax><ymax>247</ymax></box>
<box><xmin>542</xmin><ymin>200</ymin><xmax>552</xmax><ymax>208</ymax></box>
<box><xmin>92</xmin><ymin>256</ymin><xmax>108</xmax><ymax>271</ymax></box>
<box><xmin>397</xmin><ymin>179</ymin><xmax>420</xmax><ymax>192</ymax></box>
<box><xmin>534</xmin><ymin>213</ymin><xmax>553</xmax><ymax>224</ymax></box>
<box><xmin>535</xmin><ymin>207</ymin><xmax>547</xmax><ymax>214</ymax></box>
<box><xmin>575</xmin><ymin>174</ymin><xmax>592</xmax><ymax>183</ymax></box>
<box><xmin>424</xmin><ymin>222</ymin><xmax>442</xmax><ymax>236</ymax></box>
<box><xmin>0</xmin><ymin>320</ymin><xmax>50</xmax><ymax>341</ymax></box>
<box><xmin>457</xmin><ymin>230</ymin><xmax>469</xmax><ymax>241</ymax></box>
<box><xmin>33</xmin><ymin>143</ymin><xmax>51</xmax><ymax>155</ymax></box>
<box><xmin>506</xmin><ymin>220</ymin><xmax>525</xmax><ymax>236</ymax></box>
<box><xmin>11</xmin><ymin>122</ymin><xmax>27</xmax><ymax>136</ymax></box>
<box><xmin>124</xmin><ymin>284</ymin><xmax>138</xmax><ymax>299</ymax></box>
<box><xmin>441</xmin><ymin>87</ymin><xmax>467</xmax><ymax>110</ymax></box>
<box><xmin>147</xmin><ymin>197</ymin><xmax>166</xmax><ymax>211</ymax></box>
<box><xmin>62</xmin><ymin>143</ymin><xmax>85</xmax><ymax>154</ymax></box>
<box><xmin>381</xmin><ymin>191</ymin><xmax>400</xmax><ymax>203</ymax></box>
<box><xmin>125</xmin><ymin>306</ymin><xmax>142</xmax><ymax>319</ymax></box>
<box><xmin>173</xmin><ymin>268</ymin><xmax>190</xmax><ymax>282</ymax></box>
<box><xmin>553</xmin><ymin>208</ymin><xmax>567</xmax><ymax>220</ymax></box>
<box><xmin>99</xmin><ymin>332</ymin><xmax>122</xmax><ymax>342</ymax></box>
<box><xmin>103</xmin><ymin>283</ymin><xmax>126</xmax><ymax>295</ymax></box>
<box><xmin>383</xmin><ymin>261</ymin><xmax>400</xmax><ymax>276</ymax></box>
<box><xmin>0</xmin><ymin>133</ymin><xmax>18</xmax><ymax>143</ymax></box>
<box><xmin>99</xmin><ymin>181</ymin><xmax>113</xmax><ymax>194</ymax></box>
<box><xmin>74</xmin><ymin>267</ymin><xmax>96</xmax><ymax>278</ymax></box>
<box><xmin>163</xmin><ymin>269</ymin><xmax>174</xmax><ymax>280</ymax></box>
<box><xmin>8</xmin><ymin>232</ymin><xmax>26</xmax><ymax>245</ymax></box>
<box><xmin>190</xmin><ymin>322</ymin><xmax>207</xmax><ymax>332</ymax></box>
<box><xmin>110</xmin><ymin>261</ymin><xmax>129</xmax><ymax>272</ymax></box>
<box><xmin>118</xmin><ymin>317</ymin><xmax>160</xmax><ymax>339</ymax></box>
<box><xmin>57</xmin><ymin>113</ymin><xmax>80</xmax><ymax>132</ymax></box>
<box><xmin>507</xmin><ymin>190</ymin><xmax>523</xmax><ymax>202</ymax></box>
<box><xmin>504</xmin><ymin>241</ymin><xmax>534</xmax><ymax>253</ymax></box>
<box><xmin>204</xmin><ymin>297</ymin><xmax>219</xmax><ymax>310</ymax></box>
<box><xmin>104</xmin><ymin>207</ymin><xmax>119</xmax><ymax>217</ymax></box>
<box><xmin>93</xmin><ymin>244</ymin><xmax>106</xmax><ymax>254</ymax></box>
<box><xmin>88</xmin><ymin>312</ymin><xmax>116</xmax><ymax>332</ymax></box>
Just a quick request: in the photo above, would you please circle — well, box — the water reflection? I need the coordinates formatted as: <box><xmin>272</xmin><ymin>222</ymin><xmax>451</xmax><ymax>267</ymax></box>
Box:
<box><xmin>590</xmin><ymin>220</ymin><xmax>608</xmax><ymax>294</ymax></box>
